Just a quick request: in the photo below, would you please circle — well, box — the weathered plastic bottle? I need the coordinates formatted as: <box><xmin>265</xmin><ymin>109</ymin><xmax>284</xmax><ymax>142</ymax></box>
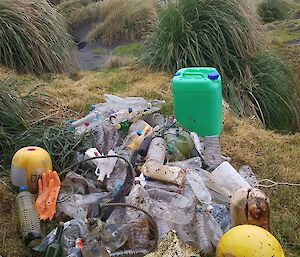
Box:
<box><xmin>140</xmin><ymin>161</ymin><xmax>186</xmax><ymax>187</ymax></box>
<box><xmin>144</xmin><ymin>113</ymin><xmax>165</xmax><ymax>127</ymax></box>
<box><xmin>125</xmin><ymin>121</ymin><xmax>153</xmax><ymax>151</ymax></box>
<box><xmin>174</xmin><ymin>130</ymin><xmax>194</xmax><ymax>158</ymax></box>
<box><xmin>203</xmin><ymin>136</ymin><xmax>223</xmax><ymax>170</ymax></box>
<box><xmin>146</xmin><ymin>188</ymin><xmax>195</xmax><ymax>225</ymax></box>
<box><xmin>109</xmin><ymin>108</ymin><xmax>133</xmax><ymax>126</ymax></box>
<box><xmin>146</xmin><ymin>137</ymin><xmax>166</xmax><ymax>164</ymax></box>
<box><xmin>167</xmin><ymin>157</ymin><xmax>202</xmax><ymax>171</ymax></box>
<box><xmin>126</xmin><ymin>185</ymin><xmax>150</xmax><ymax>249</ymax></box>
<box><xmin>102</xmin><ymin>207</ymin><xmax>127</xmax><ymax>251</ymax></box>
<box><xmin>195</xmin><ymin>207</ymin><xmax>223</xmax><ymax>254</ymax></box>
<box><xmin>186</xmin><ymin>169</ymin><xmax>212</xmax><ymax>206</ymax></box>
<box><xmin>144</xmin><ymin>180</ymin><xmax>180</xmax><ymax>193</ymax></box>
<box><xmin>156</xmin><ymin>219</ymin><xmax>175</xmax><ymax>241</ymax></box>
<box><xmin>164</xmin><ymin>128</ymin><xmax>185</xmax><ymax>161</ymax></box>
<box><xmin>16</xmin><ymin>186</ymin><xmax>42</xmax><ymax>247</ymax></box>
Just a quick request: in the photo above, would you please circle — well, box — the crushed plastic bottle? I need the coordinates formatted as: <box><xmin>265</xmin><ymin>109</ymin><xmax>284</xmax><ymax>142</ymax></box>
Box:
<box><xmin>174</xmin><ymin>130</ymin><xmax>194</xmax><ymax>158</ymax></box>
<box><xmin>156</xmin><ymin>219</ymin><xmax>175</xmax><ymax>241</ymax></box>
<box><xmin>58</xmin><ymin>192</ymin><xmax>110</xmax><ymax>220</ymax></box>
<box><xmin>16</xmin><ymin>186</ymin><xmax>42</xmax><ymax>247</ymax></box>
<box><xmin>126</xmin><ymin>185</ymin><xmax>150</xmax><ymax>249</ymax></box>
<box><xmin>203</xmin><ymin>136</ymin><xmax>223</xmax><ymax>170</ymax></box>
<box><xmin>167</xmin><ymin>157</ymin><xmax>202</xmax><ymax>171</ymax></box>
<box><xmin>144</xmin><ymin>113</ymin><xmax>165</xmax><ymax>127</ymax></box>
<box><xmin>164</xmin><ymin>128</ymin><xmax>185</xmax><ymax>161</ymax></box>
<box><xmin>146</xmin><ymin>188</ymin><xmax>195</xmax><ymax>225</ymax></box>
<box><xmin>186</xmin><ymin>169</ymin><xmax>212</xmax><ymax>206</ymax></box>
<box><xmin>62</xmin><ymin>220</ymin><xmax>88</xmax><ymax>256</ymax></box>
<box><xmin>195</xmin><ymin>207</ymin><xmax>223</xmax><ymax>254</ymax></box>
<box><xmin>102</xmin><ymin>208</ymin><xmax>127</xmax><ymax>251</ymax></box>
<box><xmin>146</xmin><ymin>137</ymin><xmax>166</xmax><ymax>164</ymax></box>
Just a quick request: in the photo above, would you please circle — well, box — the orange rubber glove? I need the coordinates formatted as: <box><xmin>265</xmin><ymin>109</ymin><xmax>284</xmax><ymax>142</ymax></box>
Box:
<box><xmin>35</xmin><ymin>171</ymin><xmax>61</xmax><ymax>220</ymax></box>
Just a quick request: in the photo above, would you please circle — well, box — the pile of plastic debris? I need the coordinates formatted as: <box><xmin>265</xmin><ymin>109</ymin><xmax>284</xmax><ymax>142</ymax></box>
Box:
<box><xmin>12</xmin><ymin>94</ymin><xmax>279</xmax><ymax>257</ymax></box>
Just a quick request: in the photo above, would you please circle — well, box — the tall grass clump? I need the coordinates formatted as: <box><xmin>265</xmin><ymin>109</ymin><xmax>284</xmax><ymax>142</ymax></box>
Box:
<box><xmin>141</xmin><ymin>0</ymin><xmax>259</xmax><ymax>79</ymax></box>
<box><xmin>58</xmin><ymin>0</ymin><xmax>101</xmax><ymax>27</ymax></box>
<box><xmin>87</xmin><ymin>0</ymin><xmax>157</xmax><ymax>45</ymax></box>
<box><xmin>257</xmin><ymin>0</ymin><xmax>290</xmax><ymax>23</ymax></box>
<box><xmin>0</xmin><ymin>0</ymin><xmax>74</xmax><ymax>74</ymax></box>
<box><xmin>250</xmin><ymin>52</ymin><xmax>299</xmax><ymax>132</ymax></box>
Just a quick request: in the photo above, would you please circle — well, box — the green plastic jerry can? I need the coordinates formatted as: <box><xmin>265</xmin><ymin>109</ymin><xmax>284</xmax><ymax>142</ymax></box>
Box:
<box><xmin>172</xmin><ymin>67</ymin><xmax>222</xmax><ymax>136</ymax></box>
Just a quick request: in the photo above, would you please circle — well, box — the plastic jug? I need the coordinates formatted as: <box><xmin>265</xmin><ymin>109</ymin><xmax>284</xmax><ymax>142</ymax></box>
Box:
<box><xmin>172</xmin><ymin>67</ymin><xmax>222</xmax><ymax>136</ymax></box>
<box><xmin>11</xmin><ymin>146</ymin><xmax>53</xmax><ymax>193</ymax></box>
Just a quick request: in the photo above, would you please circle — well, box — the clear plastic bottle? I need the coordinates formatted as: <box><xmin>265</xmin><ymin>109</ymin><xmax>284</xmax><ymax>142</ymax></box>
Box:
<box><xmin>58</xmin><ymin>192</ymin><xmax>111</xmax><ymax>220</ymax></box>
<box><xmin>144</xmin><ymin>113</ymin><xmax>165</xmax><ymax>127</ymax></box>
<box><xmin>16</xmin><ymin>186</ymin><xmax>42</xmax><ymax>247</ymax></box>
<box><xmin>203</xmin><ymin>136</ymin><xmax>223</xmax><ymax>170</ymax></box>
<box><xmin>174</xmin><ymin>130</ymin><xmax>194</xmax><ymax>158</ymax></box>
<box><xmin>186</xmin><ymin>169</ymin><xmax>212</xmax><ymax>206</ymax></box>
<box><xmin>156</xmin><ymin>219</ymin><xmax>175</xmax><ymax>241</ymax></box>
<box><xmin>126</xmin><ymin>185</ymin><xmax>150</xmax><ymax>249</ymax></box>
<box><xmin>164</xmin><ymin>128</ymin><xmax>185</xmax><ymax>161</ymax></box>
<box><xmin>102</xmin><ymin>207</ymin><xmax>127</xmax><ymax>251</ymax></box>
<box><xmin>167</xmin><ymin>157</ymin><xmax>202</xmax><ymax>171</ymax></box>
<box><xmin>146</xmin><ymin>188</ymin><xmax>195</xmax><ymax>225</ymax></box>
<box><xmin>146</xmin><ymin>137</ymin><xmax>166</xmax><ymax>164</ymax></box>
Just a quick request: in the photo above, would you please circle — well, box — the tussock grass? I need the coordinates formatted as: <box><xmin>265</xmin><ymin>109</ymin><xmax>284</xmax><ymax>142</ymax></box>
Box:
<box><xmin>141</xmin><ymin>0</ymin><xmax>259</xmax><ymax>79</ymax></box>
<box><xmin>87</xmin><ymin>0</ymin><xmax>157</xmax><ymax>45</ymax></box>
<box><xmin>58</xmin><ymin>0</ymin><xmax>101</xmax><ymax>27</ymax></box>
<box><xmin>250</xmin><ymin>52</ymin><xmax>299</xmax><ymax>133</ymax></box>
<box><xmin>0</xmin><ymin>0</ymin><xmax>74</xmax><ymax>74</ymax></box>
<box><xmin>257</xmin><ymin>0</ymin><xmax>290</xmax><ymax>23</ymax></box>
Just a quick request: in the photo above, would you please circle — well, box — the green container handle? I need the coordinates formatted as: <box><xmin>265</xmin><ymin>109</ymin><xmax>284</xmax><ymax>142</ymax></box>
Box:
<box><xmin>178</xmin><ymin>68</ymin><xmax>205</xmax><ymax>78</ymax></box>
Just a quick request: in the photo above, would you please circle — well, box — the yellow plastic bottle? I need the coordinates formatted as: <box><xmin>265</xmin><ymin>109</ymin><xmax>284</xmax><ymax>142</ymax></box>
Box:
<box><xmin>11</xmin><ymin>146</ymin><xmax>52</xmax><ymax>193</ymax></box>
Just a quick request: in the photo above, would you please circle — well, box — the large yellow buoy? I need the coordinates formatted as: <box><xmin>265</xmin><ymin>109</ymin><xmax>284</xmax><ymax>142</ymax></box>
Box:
<box><xmin>11</xmin><ymin>146</ymin><xmax>52</xmax><ymax>193</ymax></box>
<box><xmin>216</xmin><ymin>224</ymin><xmax>285</xmax><ymax>257</ymax></box>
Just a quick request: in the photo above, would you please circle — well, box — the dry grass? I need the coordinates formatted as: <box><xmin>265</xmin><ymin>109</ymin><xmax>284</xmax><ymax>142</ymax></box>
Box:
<box><xmin>0</xmin><ymin>66</ymin><xmax>299</xmax><ymax>256</ymax></box>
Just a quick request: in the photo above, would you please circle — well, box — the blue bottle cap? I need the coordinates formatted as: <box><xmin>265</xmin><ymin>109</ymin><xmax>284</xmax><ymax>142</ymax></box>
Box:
<box><xmin>128</xmin><ymin>107</ymin><xmax>133</xmax><ymax>113</ymax></box>
<box><xmin>137</xmin><ymin>130</ymin><xmax>143</xmax><ymax>136</ymax></box>
<box><xmin>90</xmin><ymin>104</ymin><xmax>96</xmax><ymax>111</ymax></box>
<box><xmin>208</xmin><ymin>72</ymin><xmax>220</xmax><ymax>80</ymax></box>
<box><xmin>19</xmin><ymin>186</ymin><xmax>27</xmax><ymax>192</ymax></box>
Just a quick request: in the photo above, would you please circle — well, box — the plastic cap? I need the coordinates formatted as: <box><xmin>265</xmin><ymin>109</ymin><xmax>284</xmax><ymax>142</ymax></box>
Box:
<box><xmin>19</xmin><ymin>186</ymin><xmax>27</xmax><ymax>192</ymax></box>
<box><xmin>208</xmin><ymin>72</ymin><xmax>220</xmax><ymax>80</ymax></box>
<box><xmin>128</xmin><ymin>107</ymin><xmax>133</xmax><ymax>113</ymax></box>
<box><xmin>137</xmin><ymin>130</ymin><xmax>143</xmax><ymax>136</ymax></box>
<box><xmin>90</xmin><ymin>104</ymin><xmax>96</xmax><ymax>111</ymax></box>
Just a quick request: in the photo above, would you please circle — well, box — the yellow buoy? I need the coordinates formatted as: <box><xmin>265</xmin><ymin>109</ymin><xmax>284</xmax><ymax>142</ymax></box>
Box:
<box><xmin>11</xmin><ymin>146</ymin><xmax>52</xmax><ymax>193</ymax></box>
<box><xmin>216</xmin><ymin>224</ymin><xmax>284</xmax><ymax>257</ymax></box>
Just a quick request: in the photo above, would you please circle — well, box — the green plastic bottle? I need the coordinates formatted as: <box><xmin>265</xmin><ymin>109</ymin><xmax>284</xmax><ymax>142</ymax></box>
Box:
<box><xmin>172</xmin><ymin>67</ymin><xmax>222</xmax><ymax>136</ymax></box>
<box><xmin>44</xmin><ymin>222</ymin><xmax>64</xmax><ymax>257</ymax></box>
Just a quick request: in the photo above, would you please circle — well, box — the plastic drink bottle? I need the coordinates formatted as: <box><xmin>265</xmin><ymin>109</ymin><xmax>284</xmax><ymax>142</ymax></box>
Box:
<box><xmin>203</xmin><ymin>136</ymin><xmax>223</xmax><ymax>170</ymax></box>
<box><xmin>140</xmin><ymin>161</ymin><xmax>186</xmax><ymax>187</ymax></box>
<box><xmin>126</xmin><ymin>185</ymin><xmax>150</xmax><ymax>249</ymax></box>
<box><xmin>146</xmin><ymin>137</ymin><xmax>166</xmax><ymax>164</ymax></box>
<box><xmin>16</xmin><ymin>186</ymin><xmax>42</xmax><ymax>247</ymax></box>
<box><xmin>126</xmin><ymin>121</ymin><xmax>153</xmax><ymax>150</ymax></box>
